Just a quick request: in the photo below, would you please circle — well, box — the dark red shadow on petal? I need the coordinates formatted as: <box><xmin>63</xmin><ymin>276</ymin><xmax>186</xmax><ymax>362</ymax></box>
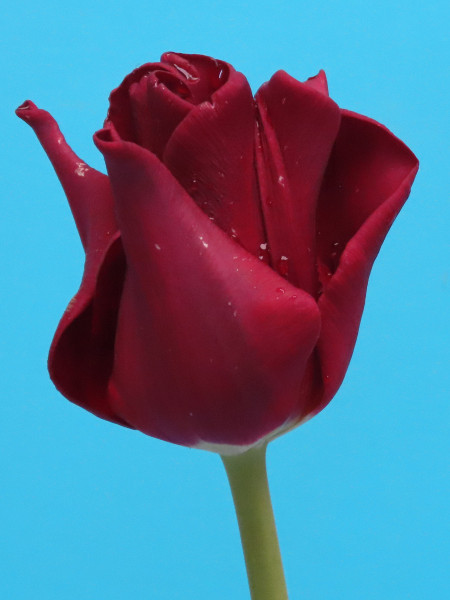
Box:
<box><xmin>49</xmin><ymin>236</ymin><xmax>131</xmax><ymax>427</ymax></box>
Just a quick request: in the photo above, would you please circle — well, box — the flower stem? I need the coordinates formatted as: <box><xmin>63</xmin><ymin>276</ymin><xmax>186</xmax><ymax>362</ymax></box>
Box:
<box><xmin>221</xmin><ymin>444</ymin><xmax>289</xmax><ymax>600</ymax></box>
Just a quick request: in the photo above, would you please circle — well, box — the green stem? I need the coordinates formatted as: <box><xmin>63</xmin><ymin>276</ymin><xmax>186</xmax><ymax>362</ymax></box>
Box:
<box><xmin>221</xmin><ymin>444</ymin><xmax>289</xmax><ymax>600</ymax></box>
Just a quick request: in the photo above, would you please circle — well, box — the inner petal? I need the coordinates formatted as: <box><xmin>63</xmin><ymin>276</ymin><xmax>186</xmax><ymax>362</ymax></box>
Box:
<box><xmin>254</xmin><ymin>70</ymin><xmax>341</xmax><ymax>295</ymax></box>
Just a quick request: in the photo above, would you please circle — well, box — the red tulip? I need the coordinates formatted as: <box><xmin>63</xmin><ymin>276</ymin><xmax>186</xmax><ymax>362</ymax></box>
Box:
<box><xmin>17</xmin><ymin>52</ymin><xmax>418</xmax><ymax>453</ymax></box>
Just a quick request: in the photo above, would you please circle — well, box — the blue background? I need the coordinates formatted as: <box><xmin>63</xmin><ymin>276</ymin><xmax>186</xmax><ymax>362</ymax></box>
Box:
<box><xmin>2</xmin><ymin>1</ymin><xmax>448</xmax><ymax>598</ymax></box>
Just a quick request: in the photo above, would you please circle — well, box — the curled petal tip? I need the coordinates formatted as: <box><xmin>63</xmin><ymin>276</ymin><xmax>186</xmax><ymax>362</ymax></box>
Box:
<box><xmin>16</xmin><ymin>100</ymin><xmax>41</xmax><ymax>121</ymax></box>
<box><xmin>94</xmin><ymin>126</ymin><xmax>113</xmax><ymax>144</ymax></box>
<box><xmin>18</xmin><ymin>100</ymin><xmax>118</xmax><ymax>252</ymax></box>
<box><xmin>93</xmin><ymin>123</ymin><xmax>122</xmax><ymax>152</ymax></box>
<box><xmin>160</xmin><ymin>50</ymin><xmax>177</xmax><ymax>60</ymax></box>
<box><xmin>16</xmin><ymin>100</ymin><xmax>37</xmax><ymax>114</ymax></box>
<box><xmin>15</xmin><ymin>100</ymin><xmax>58</xmax><ymax>132</ymax></box>
<box><xmin>305</xmin><ymin>70</ymin><xmax>329</xmax><ymax>95</ymax></box>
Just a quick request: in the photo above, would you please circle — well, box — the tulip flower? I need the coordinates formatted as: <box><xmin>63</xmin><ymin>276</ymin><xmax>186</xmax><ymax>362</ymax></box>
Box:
<box><xmin>17</xmin><ymin>52</ymin><xmax>418</xmax><ymax>599</ymax></box>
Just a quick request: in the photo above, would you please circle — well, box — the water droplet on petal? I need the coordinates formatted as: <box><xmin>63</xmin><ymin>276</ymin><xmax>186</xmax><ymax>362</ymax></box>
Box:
<box><xmin>277</xmin><ymin>256</ymin><xmax>289</xmax><ymax>277</ymax></box>
<box><xmin>190</xmin><ymin>177</ymin><xmax>199</xmax><ymax>193</ymax></box>
<box><xmin>329</xmin><ymin>241</ymin><xmax>342</xmax><ymax>272</ymax></box>
<box><xmin>199</xmin><ymin>235</ymin><xmax>208</xmax><ymax>248</ymax></box>
<box><xmin>173</xmin><ymin>64</ymin><xmax>198</xmax><ymax>81</ymax></box>
<box><xmin>258</xmin><ymin>242</ymin><xmax>270</xmax><ymax>262</ymax></box>
<box><xmin>230</xmin><ymin>227</ymin><xmax>239</xmax><ymax>242</ymax></box>
<box><xmin>75</xmin><ymin>162</ymin><xmax>88</xmax><ymax>177</ymax></box>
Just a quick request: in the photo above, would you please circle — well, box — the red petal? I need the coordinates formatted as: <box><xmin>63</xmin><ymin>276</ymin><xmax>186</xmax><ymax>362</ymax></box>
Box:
<box><xmin>311</xmin><ymin>110</ymin><xmax>419</xmax><ymax>415</ymax></box>
<box><xmin>163</xmin><ymin>67</ymin><xmax>267</xmax><ymax>258</ymax></box>
<box><xmin>255</xmin><ymin>71</ymin><xmax>341</xmax><ymax>293</ymax></box>
<box><xmin>304</xmin><ymin>69</ymin><xmax>329</xmax><ymax>95</ymax></box>
<box><xmin>107</xmin><ymin>62</ymin><xmax>169</xmax><ymax>142</ymax></box>
<box><xmin>16</xmin><ymin>101</ymin><xmax>118</xmax><ymax>249</ymax></box>
<box><xmin>94</xmin><ymin>130</ymin><xmax>321</xmax><ymax>447</ymax></box>
<box><xmin>127</xmin><ymin>73</ymin><xmax>192</xmax><ymax>157</ymax></box>
<box><xmin>16</xmin><ymin>101</ymin><xmax>130</xmax><ymax>427</ymax></box>
<box><xmin>107</xmin><ymin>53</ymin><xmax>231</xmax><ymax>159</ymax></box>
<box><xmin>162</xmin><ymin>52</ymin><xmax>230</xmax><ymax>103</ymax></box>
<box><xmin>48</xmin><ymin>236</ymin><xmax>131</xmax><ymax>427</ymax></box>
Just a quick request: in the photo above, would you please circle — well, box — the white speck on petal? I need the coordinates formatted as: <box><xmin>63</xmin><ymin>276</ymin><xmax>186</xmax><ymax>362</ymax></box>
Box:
<box><xmin>278</xmin><ymin>175</ymin><xmax>285</xmax><ymax>186</ymax></box>
<box><xmin>75</xmin><ymin>162</ymin><xmax>88</xmax><ymax>177</ymax></box>
<box><xmin>260</xmin><ymin>243</ymin><xmax>267</xmax><ymax>250</ymax></box>
<box><xmin>154</xmin><ymin>243</ymin><xmax>161</xmax><ymax>250</ymax></box>
<box><xmin>173</xmin><ymin>64</ymin><xmax>197</xmax><ymax>80</ymax></box>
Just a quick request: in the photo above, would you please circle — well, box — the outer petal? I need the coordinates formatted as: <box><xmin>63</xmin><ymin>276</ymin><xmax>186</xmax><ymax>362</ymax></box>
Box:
<box><xmin>255</xmin><ymin>71</ymin><xmax>341</xmax><ymax>293</ymax></box>
<box><xmin>94</xmin><ymin>128</ymin><xmax>321</xmax><ymax>448</ymax></box>
<box><xmin>16</xmin><ymin>101</ymin><xmax>130</xmax><ymax>427</ymax></box>
<box><xmin>16</xmin><ymin>101</ymin><xmax>118</xmax><ymax>249</ymax></box>
<box><xmin>309</xmin><ymin>110</ymin><xmax>419</xmax><ymax>416</ymax></box>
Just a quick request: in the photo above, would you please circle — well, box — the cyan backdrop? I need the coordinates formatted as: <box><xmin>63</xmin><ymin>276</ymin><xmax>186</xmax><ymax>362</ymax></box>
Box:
<box><xmin>2</xmin><ymin>1</ymin><xmax>448</xmax><ymax>599</ymax></box>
